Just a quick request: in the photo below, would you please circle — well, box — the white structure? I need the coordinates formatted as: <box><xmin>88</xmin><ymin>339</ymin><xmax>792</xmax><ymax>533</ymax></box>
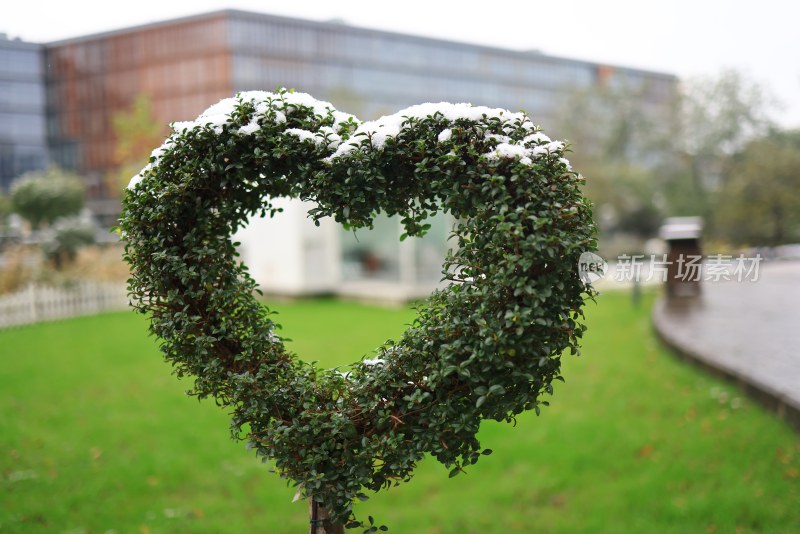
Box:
<box><xmin>235</xmin><ymin>199</ymin><xmax>452</xmax><ymax>303</ymax></box>
<box><xmin>235</xmin><ymin>198</ymin><xmax>341</xmax><ymax>296</ymax></box>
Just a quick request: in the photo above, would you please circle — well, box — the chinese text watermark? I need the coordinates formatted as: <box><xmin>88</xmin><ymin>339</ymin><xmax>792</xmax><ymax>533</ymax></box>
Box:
<box><xmin>578</xmin><ymin>253</ymin><xmax>763</xmax><ymax>285</ymax></box>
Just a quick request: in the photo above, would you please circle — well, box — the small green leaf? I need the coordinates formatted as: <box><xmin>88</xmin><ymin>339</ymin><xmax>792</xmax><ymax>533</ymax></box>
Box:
<box><xmin>488</xmin><ymin>384</ymin><xmax>506</xmax><ymax>396</ymax></box>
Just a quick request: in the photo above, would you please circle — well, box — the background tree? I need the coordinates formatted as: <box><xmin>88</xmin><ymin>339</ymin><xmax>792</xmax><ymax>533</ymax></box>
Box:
<box><xmin>715</xmin><ymin>129</ymin><xmax>800</xmax><ymax>246</ymax></box>
<box><xmin>42</xmin><ymin>217</ymin><xmax>97</xmax><ymax>270</ymax></box>
<box><xmin>555</xmin><ymin>69</ymin><xmax>779</xmax><ymax>251</ymax></box>
<box><xmin>553</xmin><ymin>81</ymin><xmax>675</xmax><ymax>254</ymax></box>
<box><xmin>0</xmin><ymin>192</ymin><xmax>10</xmax><ymax>227</ymax></box>
<box><xmin>0</xmin><ymin>192</ymin><xmax>15</xmax><ymax>252</ymax></box>
<box><xmin>672</xmin><ymin>69</ymin><xmax>774</xmax><ymax>224</ymax></box>
<box><xmin>107</xmin><ymin>95</ymin><xmax>166</xmax><ymax>196</ymax></box>
<box><xmin>11</xmin><ymin>167</ymin><xmax>86</xmax><ymax>230</ymax></box>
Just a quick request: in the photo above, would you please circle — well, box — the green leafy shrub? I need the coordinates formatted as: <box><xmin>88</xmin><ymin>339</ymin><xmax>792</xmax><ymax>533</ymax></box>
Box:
<box><xmin>10</xmin><ymin>167</ymin><xmax>85</xmax><ymax>230</ymax></box>
<box><xmin>0</xmin><ymin>192</ymin><xmax>10</xmax><ymax>223</ymax></box>
<box><xmin>42</xmin><ymin>217</ymin><xmax>96</xmax><ymax>270</ymax></box>
<box><xmin>120</xmin><ymin>89</ymin><xmax>596</xmax><ymax>530</ymax></box>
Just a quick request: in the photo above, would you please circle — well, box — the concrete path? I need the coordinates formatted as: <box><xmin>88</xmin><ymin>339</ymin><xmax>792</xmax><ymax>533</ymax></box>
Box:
<box><xmin>653</xmin><ymin>260</ymin><xmax>800</xmax><ymax>430</ymax></box>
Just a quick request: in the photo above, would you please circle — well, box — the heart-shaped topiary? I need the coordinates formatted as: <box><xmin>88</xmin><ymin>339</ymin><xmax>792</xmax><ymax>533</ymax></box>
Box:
<box><xmin>120</xmin><ymin>89</ymin><xmax>596</xmax><ymax>530</ymax></box>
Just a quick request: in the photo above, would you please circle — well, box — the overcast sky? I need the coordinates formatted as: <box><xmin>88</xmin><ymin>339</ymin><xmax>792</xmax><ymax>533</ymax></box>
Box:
<box><xmin>5</xmin><ymin>0</ymin><xmax>799</xmax><ymax>128</ymax></box>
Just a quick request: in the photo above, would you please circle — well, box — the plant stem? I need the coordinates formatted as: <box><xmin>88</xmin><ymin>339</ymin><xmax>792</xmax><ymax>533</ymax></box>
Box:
<box><xmin>309</xmin><ymin>497</ymin><xmax>345</xmax><ymax>534</ymax></box>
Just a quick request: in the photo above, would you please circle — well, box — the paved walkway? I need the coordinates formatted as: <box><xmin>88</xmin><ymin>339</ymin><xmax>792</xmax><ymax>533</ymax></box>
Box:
<box><xmin>653</xmin><ymin>260</ymin><xmax>800</xmax><ymax>430</ymax></box>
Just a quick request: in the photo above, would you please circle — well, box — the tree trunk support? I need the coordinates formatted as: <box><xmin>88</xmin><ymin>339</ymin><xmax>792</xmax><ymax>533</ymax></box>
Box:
<box><xmin>309</xmin><ymin>498</ymin><xmax>345</xmax><ymax>534</ymax></box>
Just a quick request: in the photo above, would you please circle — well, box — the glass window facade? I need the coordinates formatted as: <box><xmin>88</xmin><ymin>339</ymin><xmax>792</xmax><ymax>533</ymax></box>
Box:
<box><xmin>224</xmin><ymin>13</ymin><xmax>669</xmax><ymax>130</ymax></box>
<box><xmin>339</xmin><ymin>211</ymin><xmax>453</xmax><ymax>285</ymax></box>
<box><xmin>40</xmin><ymin>9</ymin><xmax>675</xmax><ymax>197</ymax></box>
<box><xmin>45</xmin><ymin>15</ymin><xmax>232</xmax><ymax>199</ymax></box>
<box><xmin>0</xmin><ymin>39</ymin><xmax>48</xmax><ymax>191</ymax></box>
<box><xmin>341</xmin><ymin>215</ymin><xmax>402</xmax><ymax>282</ymax></box>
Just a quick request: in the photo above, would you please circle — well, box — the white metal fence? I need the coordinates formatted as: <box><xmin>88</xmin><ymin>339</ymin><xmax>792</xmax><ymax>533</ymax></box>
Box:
<box><xmin>0</xmin><ymin>282</ymin><xmax>129</xmax><ymax>329</ymax></box>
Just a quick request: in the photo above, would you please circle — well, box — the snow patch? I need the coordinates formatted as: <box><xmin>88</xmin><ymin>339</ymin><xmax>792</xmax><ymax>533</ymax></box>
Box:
<box><xmin>127</xmin><ymin>139</ymin><xmax>175</xmax><ymax>189</ymax></box>
<box><xmin>329</xmin><ymin>102</ymin><xmax>534</xmax><ymax>159</ymax></box>
<box><xmin>169</xmin><ymin>90</ymin><xmax>354</xmax><ymax>137</ymax></box>
<box><xmin>238</xmin><ymin>121</ymin><xmax>260</xmax><ymax>135</ymax></box>
<box><xmin>127</xmin><ymin>173</ymin><xmax>145</xmax><ymax>190</ymax></box>
<box><xmin>285</xmin><ymin>128</ymin><xmax>318</xmax><ymax>143</ymax></box>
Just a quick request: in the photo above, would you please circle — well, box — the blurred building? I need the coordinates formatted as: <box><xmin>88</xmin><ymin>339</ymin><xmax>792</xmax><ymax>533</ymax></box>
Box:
<box><xmin>4</xmin><ymin>10</ymin><xmax>678</xmax><ymax>299</ymax></box>
<box><xmin>42</xmin><ymin>10</ymin><xmax>676</xmax><ymax>215</ymax></box>
<box><xmin>0</xmin><ymin>35</ymin><xmax>48</xmax><ymax>192</ymax></box>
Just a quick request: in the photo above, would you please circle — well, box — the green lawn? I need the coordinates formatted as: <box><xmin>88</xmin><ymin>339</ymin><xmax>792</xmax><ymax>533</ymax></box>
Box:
<box><xmin>1</xmin><ymin>292</ymin><xmax>798</xmax><ymax>533</ymax></box>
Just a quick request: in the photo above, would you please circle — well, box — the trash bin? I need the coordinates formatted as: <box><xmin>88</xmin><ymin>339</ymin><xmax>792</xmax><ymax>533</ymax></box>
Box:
<box><xmin>659</xmin><ymin>217</ymin><xmax>703</xmax><ymax>298</ymax></box>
